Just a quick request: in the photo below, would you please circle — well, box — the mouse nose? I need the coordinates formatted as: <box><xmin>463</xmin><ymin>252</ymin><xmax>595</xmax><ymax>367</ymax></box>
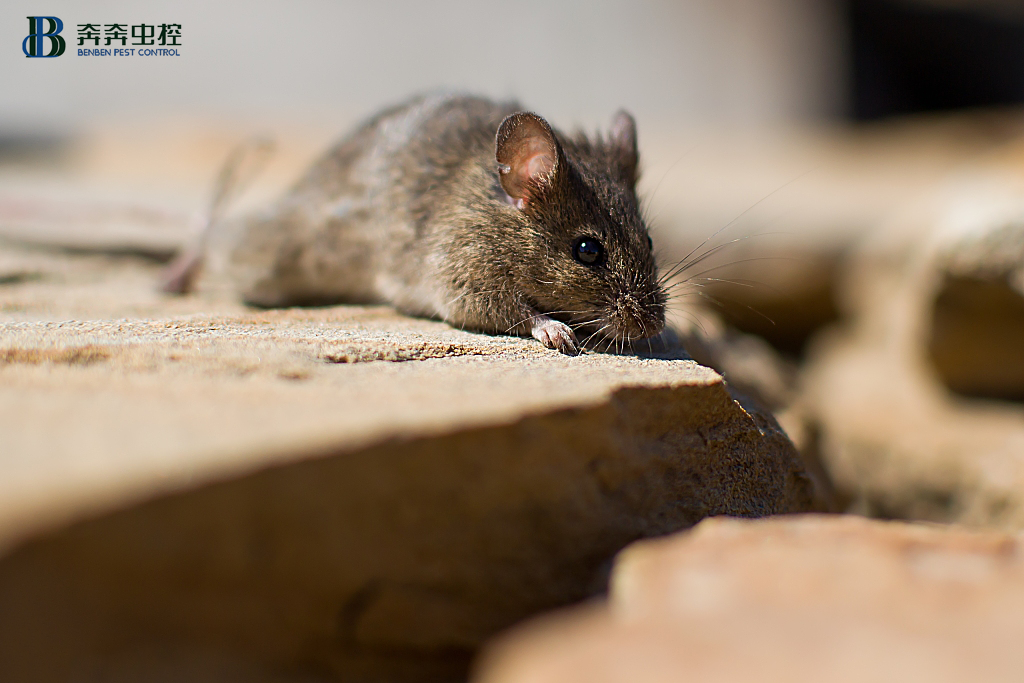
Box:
<box><xmin>613</xmin><ymin>294</ymin><xmax>663</xmax><ymax>340</ymax></box>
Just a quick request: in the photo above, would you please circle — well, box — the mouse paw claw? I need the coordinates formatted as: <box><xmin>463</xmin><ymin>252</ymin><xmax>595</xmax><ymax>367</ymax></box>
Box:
<box><xmin>530</xmin><ymin>316</ymin><xmax>579</xmax><ymax>356</ymax></box>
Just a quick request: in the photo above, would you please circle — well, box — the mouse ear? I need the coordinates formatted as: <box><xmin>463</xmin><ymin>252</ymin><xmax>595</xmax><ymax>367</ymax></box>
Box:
<box><xmin>610</xmin><ymin>109</ymin><xmax>639</xmax><ymax>186</ymax></box>
<box><xmin>496</xmin><ymin>112</ymin><xmax>561</xmax><ymax>207</ymax></box>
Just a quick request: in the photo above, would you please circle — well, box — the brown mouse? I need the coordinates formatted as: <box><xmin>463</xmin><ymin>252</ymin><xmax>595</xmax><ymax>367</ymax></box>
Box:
<box><xmin>165</xmin><ymin>93</ymin><xmax>666</xmax><ymax>354</ymax></box>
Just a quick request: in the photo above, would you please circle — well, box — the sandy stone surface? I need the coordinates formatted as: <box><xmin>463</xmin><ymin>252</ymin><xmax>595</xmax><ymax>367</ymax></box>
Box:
<box><xmin>0</xmin><ymin>232</ymin><xmax>811</xmax><ymax>682</ymax></box>
<box><xmin>476</xmin><ymin>515</ymin><xmax>1024</xmax><ymax>683</ymax></box>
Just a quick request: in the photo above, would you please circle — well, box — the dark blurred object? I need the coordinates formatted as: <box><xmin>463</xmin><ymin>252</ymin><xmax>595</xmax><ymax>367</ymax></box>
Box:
<box><xmin>850</xmin><ymin>0</ymin><xmax>1024</xmax><ymax>119</ymax></box>
<box><xmin>0</xmin><ymin>132</ymin><xmax>70</xmax><ymax>166</ymax></box>
<box><xmin>929</xmin><ymin>274</ymin><xmax>1024</xmax><ymax>402</ymax></box>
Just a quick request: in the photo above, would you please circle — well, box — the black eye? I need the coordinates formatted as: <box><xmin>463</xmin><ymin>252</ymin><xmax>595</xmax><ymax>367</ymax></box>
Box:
<box><xmin>647</xmin><ymin>235</ymin><xmax>654</xmax><ymax>251</ymax></box>
<box><xmin>572</xmin><ymin>237</ymin><xmax>604</xmax><ymax>266</ymax></box>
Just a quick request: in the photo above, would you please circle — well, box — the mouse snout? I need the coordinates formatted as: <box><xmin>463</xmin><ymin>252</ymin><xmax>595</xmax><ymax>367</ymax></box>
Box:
<box><xmin>610</xmin><ymin>293</ymin><xmax>664</xmax><ymax>341</ymax></box>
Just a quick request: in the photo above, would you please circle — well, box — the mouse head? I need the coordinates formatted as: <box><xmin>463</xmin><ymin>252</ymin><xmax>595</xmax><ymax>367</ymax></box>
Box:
<box><xmin>496</xmin><ymin>110</ymin><xmax>665</xmax><ymax>348</ymax></box>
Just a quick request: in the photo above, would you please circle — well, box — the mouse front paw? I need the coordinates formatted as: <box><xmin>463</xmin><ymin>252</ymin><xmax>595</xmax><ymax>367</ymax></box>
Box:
<box><xmin>529</xmin><ymin>315</ymin><xmax>579</xmax><ymax>356</ymax></box>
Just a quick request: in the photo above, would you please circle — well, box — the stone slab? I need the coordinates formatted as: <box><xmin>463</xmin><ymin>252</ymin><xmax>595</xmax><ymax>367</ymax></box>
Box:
<box><xmin>0</xmin><ymin>242</ymin><xmax>810</xmax><ymax>681</ymax></box>
<box><xmin>476</xmin><ymin>515</ymin><xmax>1024</xmax><ymax>683</ymax></box>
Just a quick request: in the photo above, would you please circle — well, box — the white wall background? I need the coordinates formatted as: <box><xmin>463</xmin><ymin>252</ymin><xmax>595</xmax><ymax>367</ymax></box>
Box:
<box><xmin>3</xmin><ymin>0</ymin><xmax>846</xmax><ymax>133</ymax></box>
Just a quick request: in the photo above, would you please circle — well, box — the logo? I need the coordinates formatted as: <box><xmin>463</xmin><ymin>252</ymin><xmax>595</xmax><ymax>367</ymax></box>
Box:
<box><xmin>20</xmin><ymin>17</ymin><xmax>182</xmax><ymax>59</ymax></box>
<box><xmin>76</xmin><ymin>22</ymin><xmax>181</xmax><ymax>57</ymax></box>
<box><xmin>23</xmin><ymin>16</ymin><xmax>66</xmax><ymax>58</ymax></box>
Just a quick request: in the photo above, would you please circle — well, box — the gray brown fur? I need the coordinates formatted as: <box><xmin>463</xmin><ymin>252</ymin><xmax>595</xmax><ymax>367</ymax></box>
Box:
<box><xmin>211</xmin><ymin>94</ymin><xmax>666</xmax><ymax>354</ymax></box>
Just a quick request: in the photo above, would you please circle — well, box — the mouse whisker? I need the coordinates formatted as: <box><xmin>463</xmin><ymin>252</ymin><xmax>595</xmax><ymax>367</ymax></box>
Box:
<box><xmin>500</xmin><ymin>309</ymin><xmax>591</xmax><ymax>335</ymax></box>
<box><xmin>684</xmin><ymin>277</ymin><xmax>756</xmax><ymax>289</ymax></box>
<box><xmin>442</xmin><ymin>287</ymin><xmax>519</xmax><ymax>311</ymax></box>
<box><xmin>503</xmin><ymin>315</ymin><xmax>535</xmax><ymax>335</ymax></box>
<box><xmin>568</xmin><ymin>319</ymin><xmax>604</xmax><ymax>336</ymax></box>
<box><xmin>578</xmin><ymin>325</ymin><xmax>604</xmax><ymax>349</ymax></box>
<box><xmin>684</xmin><ymin>275</ymin><xmax>785</xmax><ymax>297</ymax></box>
<box><xmin>580</xmin><ymin>322</ymin><xmax>614</xmax><ymax>351</ymax></box>
<box><xmin>661</xmin><ymin>169</ymin><xmax>812</xmax><ymax>284</ymax></box>
<box><xmin>660</xmin><ymin>283</ymin><xmax>706</xmax><ymax>299</ymax></box>
<box><xmin>668</xmin><ymin>308</ymin><xmax>710</xmax><ymax>337</ymax></box>
<box><xmin>658</xmin><ymin>235</ymin><xmax>754</xmax><ymax>285</ymax></box>
<box><xmin>677</xmin><ymin>256</ymin><xmax>800</xmax><ymax>284</ymax></box>
<box><xmin>657</xmin><ymin>231</ymin><xmax>791</xmax><ymax>286</ymax></box>
<box><xmin>659</xmin><ymin>255</ymin><xmax>798</xmax><ymax>303</ymax></box>
<box><xmin>644</xmin><ymin>144</ymin><xmax>699</xmax><ymax>213</ymax></box>
<box><xmin>693</xmin><ymin>290</ymin><xmax>777</xmax><ymax>327</ymax></box>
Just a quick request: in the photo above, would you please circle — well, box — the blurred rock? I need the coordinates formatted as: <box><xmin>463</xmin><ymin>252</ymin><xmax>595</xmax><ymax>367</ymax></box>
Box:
<box><xmin>0</xmin><ymin>242</ymin><xmax>811</xmax><ymax>682</ymax></box>
<box><xmin>668</xmin><ymin>308</ymin><xmax>798</xmax><ymax>413</ymax></box>
<box><xmin>475</xmin><ymin>515</ymin><xmax>1024</xmax><ymax>683</ymax></box>
<box><xmin>666</xmin><ymin>308</ymin><xmax>838</xmax><ymax>512</ymax></box>
<box><xmin>802</xmin><ymin>138</ymin><xmax>1024</xmax><ymax>526</ymax></box>
<box><xmin>646</xmin><ymin>109</ymin><xmax>1024</xmax><ymax>355</ymax></box>
<box><xmin>928</xmin><ymin>222</ymin><xmax>1024</xmax><ymax>401</ymax></box>
<box><xmin>0</xmin><ymin>193</ymin><xmax>191</xmax><ymax>260</ymax></box>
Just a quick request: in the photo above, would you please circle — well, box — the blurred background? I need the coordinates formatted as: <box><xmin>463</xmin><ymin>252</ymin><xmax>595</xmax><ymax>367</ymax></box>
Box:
<box><xmin>5</xmin><ymin>0</ymin><xmax>1024</xmax><ymax>131</ymax></box>
<box><xmin>9</xmin><ymin>0</ymin><xmax>845</xmax><ymax>133</ymax></box>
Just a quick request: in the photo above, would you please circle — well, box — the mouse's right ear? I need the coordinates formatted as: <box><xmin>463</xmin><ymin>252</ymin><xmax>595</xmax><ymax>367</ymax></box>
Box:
<box><xmin>496</xmin><ymin>112</ymin><xmax>561</xmax><ymax>209</ymax></box>
<box><xmin>610</xmin><ymin>110</ymin><xmax>639</xmax><ymax>187</ymax></box>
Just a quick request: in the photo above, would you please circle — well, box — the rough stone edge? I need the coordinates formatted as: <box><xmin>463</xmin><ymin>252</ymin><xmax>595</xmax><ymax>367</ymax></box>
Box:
<box><xmin>0</xmin><ymin>375</ymin><xmax>810</xmax><ymax>682</ymax></box>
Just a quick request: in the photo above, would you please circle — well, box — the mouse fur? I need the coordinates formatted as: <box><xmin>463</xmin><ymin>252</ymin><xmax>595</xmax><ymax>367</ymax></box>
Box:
<box><xmin>196</xmin><ymin>93</ymin><xmax>666</xmax><ymax>354</ymax></box>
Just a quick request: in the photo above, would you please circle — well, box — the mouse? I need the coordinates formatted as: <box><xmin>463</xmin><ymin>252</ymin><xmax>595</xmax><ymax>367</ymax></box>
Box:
<box><xmin>163</xmin><ymin>93</ymin><xmax>666</xmax><ymax>355</ymax></box>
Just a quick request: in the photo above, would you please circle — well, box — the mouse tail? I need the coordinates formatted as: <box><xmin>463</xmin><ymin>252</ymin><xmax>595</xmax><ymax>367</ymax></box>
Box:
<box><xmin>160</xmin><ymin>136</ymin><xmax>275</xmax><ymax>294</ymax></box>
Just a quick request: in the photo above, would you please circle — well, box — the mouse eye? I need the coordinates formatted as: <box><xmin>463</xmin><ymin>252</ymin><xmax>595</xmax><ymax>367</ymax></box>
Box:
<box><xmin>647</xmin><ymin>235</ymin><xmax>654</xmax><ymax>251</ymax></box>
<box><xmin>572</xmin><ymin>237</ymin><xmax>604</xmax><ymax>266</ymax></box>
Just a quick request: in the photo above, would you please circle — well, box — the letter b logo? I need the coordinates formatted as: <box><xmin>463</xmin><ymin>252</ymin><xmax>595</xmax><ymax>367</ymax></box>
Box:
<box><xmin>23</xmin><ymin>16</ymin><xmax>65</xmax><ymax>58</ymax></box>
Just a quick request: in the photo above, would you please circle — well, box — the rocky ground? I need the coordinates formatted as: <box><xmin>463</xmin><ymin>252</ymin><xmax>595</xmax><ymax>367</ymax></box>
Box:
<box><xmin>477</xmin><ymin>515</ymin><xmax>1024</xmax><ymax>683</ymax></box>
<box><xmin>2</xmin><ymin>110</ymin><xmax>1024</xmax><ymax>681</ymax></box>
